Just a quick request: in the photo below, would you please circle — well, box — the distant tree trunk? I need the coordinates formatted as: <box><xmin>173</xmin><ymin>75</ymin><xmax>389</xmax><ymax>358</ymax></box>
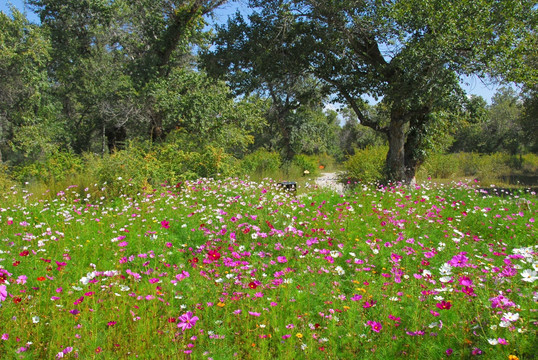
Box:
<box><xmin>386</xmin><ymin>108</ymin><xmax>427</xmax><ymax>185</ymax></box>
<box><xmin>105</xmin><ymin>125</ymin><xmax>127</xmax><ymax>152</ymax></box>
<box><xmin>386</xmin><ymin>109</ymin><xmax>407</xmax><ymax>182</ymax></box>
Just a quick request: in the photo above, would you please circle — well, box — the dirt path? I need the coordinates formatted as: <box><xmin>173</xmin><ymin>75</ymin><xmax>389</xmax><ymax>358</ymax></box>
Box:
<box><xmin>314</xmin><ymin>172</ymin><xmax>345</xmax><ymax>193</ymax></box>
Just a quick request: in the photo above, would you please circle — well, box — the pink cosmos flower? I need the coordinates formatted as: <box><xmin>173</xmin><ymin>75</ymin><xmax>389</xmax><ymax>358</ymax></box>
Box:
<box><xmin>16</xmin><ymin>275</ymin><xmax>27</xmax><ymax>285</ymax></box>
<box><xmin>208</xmin><ymin>250</ymin><xmax>221</xmax><ymax>261</ymax></box>
<box><xmin>390</xmin><ymin>253</ymin><xmax>402</xmax><ymax>262</ymax></box>
<box><xmin>277</xmin><ymin>256</ymin><xmax>287</xmax><ymax>263</ymax></box>
<box><xmin>177</xmin><ymin>311</ymin><xmax>199</xmax><ymax>332</ymax></box>
<box><xmin>447</xmin><ymin>254</ymin><xmax>469</xmax><ymax>267</ymax></box>
<box><xmin>161</xmin><ymin>220</ymin><xmax>170</xmax><ymax>229</ymax></box>
<box><xmin>367</xmin><ymin>320</ymin><xmax>382</xmax><ymax>333</ymax></box>
<box><xmin>436</xmin><ymin>300</ymin><xmax>452</xmax><ymax>310</ymax></box>
<box><xmin>1</xmin><ymin>333</ymin><xmax>8</xmax><ymax>340</ymax></box>
<box><xmin>0</xmin><ymin>285</ymin><xmax>8</xmax><ymax>302</ymax></box>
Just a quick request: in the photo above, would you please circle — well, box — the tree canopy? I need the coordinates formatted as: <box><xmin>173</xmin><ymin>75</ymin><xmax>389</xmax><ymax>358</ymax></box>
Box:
<box><xmin>207</xmin><ymin>0</ymin><xmax>537</xmax><ymax>181</ymax></box>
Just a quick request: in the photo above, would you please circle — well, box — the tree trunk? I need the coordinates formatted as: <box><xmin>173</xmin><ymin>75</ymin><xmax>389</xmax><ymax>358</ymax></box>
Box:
<box><xmin>386</xmin><ymin>111</ymin><xmax>420</xmax><ymax>185</ymax></box>
<box><xmin>385</xmin><ymin>114</ymin><xmax>407</xmax><ymax>182</ymax></box>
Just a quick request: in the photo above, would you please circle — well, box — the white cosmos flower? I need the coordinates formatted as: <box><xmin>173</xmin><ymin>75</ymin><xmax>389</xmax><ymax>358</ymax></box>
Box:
<box><xmin>330</xmin><ymin>250</ymin><xmax>340</xmax><ymax>258</ymax></box>
<box><xmin>521</xmin><ymin>269</ymin><xmax>537</xmax><ymax>283</ymax></box>
<box><xmin>439</xmin><ymin>264</ymin><xmax>452</xmax><ymax>275</ymax></box>
<box><xmin>488</xmin><ymin>338</ymin><xmax>498</xmax><ymax>345</ymax></box>
<box><xmin>503</xmin><ymin>312</ymin><xmax>519</xmax><ymax>322</ymax></box>
<box><xmin>32</xmin><ymin>316</ymin><xmax>40</xmax><ymax>323</ymax></box>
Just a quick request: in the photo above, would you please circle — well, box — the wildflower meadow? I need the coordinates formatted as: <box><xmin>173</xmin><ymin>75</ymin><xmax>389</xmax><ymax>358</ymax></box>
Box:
<box><xmin>0</xmin><ymin>178</ymin><xmax>536</xmax><ymax>359</ymax></box>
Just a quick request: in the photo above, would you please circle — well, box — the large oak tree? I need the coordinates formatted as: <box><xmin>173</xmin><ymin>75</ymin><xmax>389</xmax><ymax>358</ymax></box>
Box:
<box><xmin>210</xmin><ymin>0</ymin><xmax>536</xmax><ymax>182</ymax></box>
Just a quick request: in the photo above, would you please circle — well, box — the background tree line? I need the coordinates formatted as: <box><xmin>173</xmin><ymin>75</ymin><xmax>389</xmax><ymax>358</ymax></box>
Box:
<box><xmin>0</xmin><ymin>0</ymin><xmax>536</xmax><ymax>184</ymax></box>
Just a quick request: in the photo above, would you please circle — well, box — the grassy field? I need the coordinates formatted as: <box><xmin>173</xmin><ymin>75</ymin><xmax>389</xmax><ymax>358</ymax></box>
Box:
<box><xmin>0</xmin><ymin>178</ymin><xmax>536</xmax><ymax>359</ymax></box>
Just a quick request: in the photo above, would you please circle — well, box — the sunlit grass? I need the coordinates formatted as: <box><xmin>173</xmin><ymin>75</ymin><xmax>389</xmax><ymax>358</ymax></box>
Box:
<box><xmin>0</xmin><ymin>177</ymin><xmax>536</xmax><ymax>359</ymax></box>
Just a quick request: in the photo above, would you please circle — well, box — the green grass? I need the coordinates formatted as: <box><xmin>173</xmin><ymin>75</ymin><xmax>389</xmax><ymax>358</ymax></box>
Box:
<box><xmin>0</xmin><ymin>177</ymin><xmax>536</xmax><ymax>359</ymax></box>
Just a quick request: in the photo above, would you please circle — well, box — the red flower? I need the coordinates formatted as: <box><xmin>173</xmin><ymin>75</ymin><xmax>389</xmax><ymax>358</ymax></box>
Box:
<box><xmin>37</xmin><ymin>276</ymin><xmax>46</xmax><ymax>281</ymax></box>
<box><xmin>13</xmin><ymin>261</ymin><xmax>20</xmax><ymax>267</ymax></box>
<box><xmin>19</xmin><ymin>250</ymin><xmax>29</xmax><ymax>257</ymax></box>
<box><xmin>208</xmin><ymin>250</ymin><xmax>221</xmax><ymax>261</ymax></box>
<box><xmin>13</xmin><ymin>297</ymin><xmax>21</xmax><ymax>304</ymax></box>
<box><xmin>248</xmin><ymin>282</ymin><xmax>258</xmax><ymax>289</ymax></box>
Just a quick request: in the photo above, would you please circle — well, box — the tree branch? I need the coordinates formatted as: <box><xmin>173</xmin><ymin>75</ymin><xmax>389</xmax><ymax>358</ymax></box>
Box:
<box><xmin>323</xmin><ymin>77</ymin><xmax>388</xmax><ymax>134</ymax></box>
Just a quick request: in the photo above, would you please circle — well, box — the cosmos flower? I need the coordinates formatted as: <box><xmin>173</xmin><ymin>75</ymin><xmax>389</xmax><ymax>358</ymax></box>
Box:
<box><xmin>208</xmin><ymin>250</ymin><xmax>221</xmax><ymax>261</ymax></box>
<box><xmin>0</xmin><ymin>285</ymin><xmax>7</xmax><ymax>302</ymax></box>
<box><xmin>502</xmin><ymin>312</ymin><xmax>519</xmax><ymax>322</ymax></box>
<box><xmin>435</xmin><ymin>301</ymin><xmax>452</xmax><ymax>310</ymax></box>
<box><xmin>521</xmin><ymin>269</ymin><xmax>537</xmax><ymax>283</ymax></box>
<box><xmin>177</xmin><ymin>311</ymin><xmax>199</xmax><ymax>332</ymax></box>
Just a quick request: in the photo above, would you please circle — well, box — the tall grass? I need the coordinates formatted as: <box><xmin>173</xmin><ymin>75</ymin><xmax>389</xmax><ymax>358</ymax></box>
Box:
<box><xmin>0</xmin><ymin>177</ymin><xmax>536</xmax><ymax>359</ymax></box>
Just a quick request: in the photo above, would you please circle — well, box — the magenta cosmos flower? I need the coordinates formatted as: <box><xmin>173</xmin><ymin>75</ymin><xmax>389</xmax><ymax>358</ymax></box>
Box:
<box><xmin>0</xmin><ymin>285</ymin><xmax>7</xmax><ymax>302</ymax></box>
<box><xmin>436</xmin><ymin>300</ymin><xmax>452</xmax><ymax>310</ymax></box>
<box><xmin>177</xmin><ymin>311</ymin><xmax>199</xmax><ymax>332</ymax></box>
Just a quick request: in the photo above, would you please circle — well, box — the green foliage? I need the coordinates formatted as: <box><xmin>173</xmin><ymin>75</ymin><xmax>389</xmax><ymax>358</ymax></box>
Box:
<box><xmin>418</xmin><ymin>152</ymin><xmax>525</xmax><ymax>184</ymax></box>
<box><xmin>0</xmin><ymin>9</ymin><xmax>62</xmax><ymax>163</ymax></box>
<box><xmin>240</xmin><ymin>149</ymin><xmax>281</xmax><ymax>176</ymax></box>
<box><xmin>84</xmin><ymin>139</ymin><xmax>238</xmax><ymax>194</ymax></box>
<box><xmin>291</xmin><ymin>154</ymin><xmax>319</xmax><ymax>176</ymax></box>
<box><xmin>12</xmin><ymin>151</ymin><xmax>83</xmax><ymax>184</ymax></box>
<box><xmin>451</xmin><ymin>88</ymin><xmax>532</xmax><ymax>155</ymax></box>
<box><xmin>149</xmin><ymin>68</ymin><xmax>264</xmax><ymax>150</ymax></box>
<box><xmin>0</xmin><ymin>163</ymin><xmax>15</xmax><ymax>192</ymax></box>
<box><xmin>212</xmin><ymin>0</ymin><xmax>536</xmax><ymax>181</ymax></box>
<box><xmin>342</xmin><ymin>146</ymin><xmax>388</xmax><ymax>184</ymax></box>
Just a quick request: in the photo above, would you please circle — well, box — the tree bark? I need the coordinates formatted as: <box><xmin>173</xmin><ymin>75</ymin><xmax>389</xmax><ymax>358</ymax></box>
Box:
<box><xmin>386</xmin><ymin>109</ymin><xmax>407</xmax><ymax>182</ymax></box>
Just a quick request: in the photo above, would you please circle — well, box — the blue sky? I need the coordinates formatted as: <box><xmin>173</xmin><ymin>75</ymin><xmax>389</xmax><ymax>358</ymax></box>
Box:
<box><xmin>1</xmin><ymin>0</ymin><xmax>505</xmax><ymax>103</ymax></box>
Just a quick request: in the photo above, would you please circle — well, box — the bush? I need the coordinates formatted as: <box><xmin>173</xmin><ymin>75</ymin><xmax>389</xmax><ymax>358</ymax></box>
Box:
<box><xmin>240</xmin><ymin>149</ymin><xmax>281</xmax><ymax>176</ymax></box>
<box><xmin>342</xmin><ymin>146</ymin><xmax>387</xmax><ymax>184</ymax></box>
<box><xmin>83</xmin><ymin>140</ymin><xmax>239</xmax><ymax>195</ymax></box>
<box><xmin>12</xmin><ymin>151</ymin><xmax>83</xmax><ymax>184</ymax></box>
<box><xmin>0</xmin><ymin>163</ymin><xmax>16</xmax><ymax>193</ymax></box>
<box><xmin>317</xmin><ymin>153</ymin><xmax>336</xmax><ymax>171</ymax></box>
<box><xmin>292</xmin><ymin>154</ymin><xmax>319</xmax><ymax>176</ymax></box>
<box><xmin>418</xmin><ymin>153</ymin><xmax>459</xmax><ymax>179</ymax></box>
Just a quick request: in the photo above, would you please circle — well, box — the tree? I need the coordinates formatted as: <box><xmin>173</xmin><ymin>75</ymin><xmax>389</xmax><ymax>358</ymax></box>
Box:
<box><xmin>0</xmin><ymin>9</ymin><xmax>62</xmax><ymax>163</ymax></box>
<box><xmin>485</xmin><ymin>88</ymin><xmax>524</xmax><ymax>155</ymax></box>
<box><xmin>211</xmin><ymin>0</ymin><xmax>536</xmax><ymax>182</ymax></box>
<box><xmin>27</xmin><ymin>0</ymin><xmax>230</xmax><ymax>149</ymax></box>
<box><xmin>339</xmin><ymin>105</ymin><xmax>387</xmax><ymax>159</ymax></box>
<box><xmin>202</xmin><ymin>12</ymin><xmax>330</xmax><ymax>160</ymax></box>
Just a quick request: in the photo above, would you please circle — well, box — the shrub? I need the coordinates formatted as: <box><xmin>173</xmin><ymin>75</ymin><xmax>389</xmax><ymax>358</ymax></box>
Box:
<box><xmin>292</xmin><ymin>154</ymin><xmax>319</xmax><ymax>176</ymax></box>
<box><xmin>12</xmin><ymin>151</ymin><xmax>83</xmax><ymax>184</ymax></box>
<box><xmin>240</xmin><ymin>149</ymin><xmax>281</xmax><ymax>176</ymax></box>
<box><xmin>0</xmin><ymin>163</ymin><xmax>16</xmax><ymax>193</ymax></box>
<box><xmin>342</xmin><ymin>146</ymin><xmax>387</xmax><ymax>184</ymax></box>
<box><xmin>418</xmin><ymin>153</ymin><xmax>459</xmax><ymax>179</ymax></box>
